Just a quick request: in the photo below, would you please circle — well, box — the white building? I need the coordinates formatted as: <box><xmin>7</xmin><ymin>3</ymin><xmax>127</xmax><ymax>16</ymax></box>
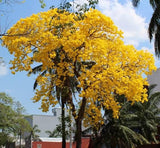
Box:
<box><xmin>147</xmin><ymin>68</ymin><xmax>160</xmax><ymax>92</ymax></box>
<box><xmin>25</xmin><ymin>107</ymin><xmax>62</xmax><ymax>137</ymax></box>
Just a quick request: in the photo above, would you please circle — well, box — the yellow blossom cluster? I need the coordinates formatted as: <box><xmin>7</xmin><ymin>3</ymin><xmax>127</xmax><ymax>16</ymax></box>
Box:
<box><xmin>2</xmin><ymin>8</ymin><xmax>156</xmax><ymax>124</ymax></box>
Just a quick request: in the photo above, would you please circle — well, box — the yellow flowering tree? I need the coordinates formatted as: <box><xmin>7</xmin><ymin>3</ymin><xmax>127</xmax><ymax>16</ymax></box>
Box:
<box><xmin>1</xmin><ymin>8</ymin><xmax>156</xmax><ymax>148</ymax></box>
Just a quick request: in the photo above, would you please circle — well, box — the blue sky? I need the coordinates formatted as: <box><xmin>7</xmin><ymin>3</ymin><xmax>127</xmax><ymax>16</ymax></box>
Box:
<box><xmin>0</xmin><ymin>0</ymin><xmax>158</xmax><ymax>115</ymax></box>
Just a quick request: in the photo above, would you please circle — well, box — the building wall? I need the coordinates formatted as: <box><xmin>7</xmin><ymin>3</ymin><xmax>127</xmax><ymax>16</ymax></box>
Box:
<box><xmin>25</xmin><ymin>108</ymin><xmax>86</xmax><ymax>138</ymax></box>
<box><xmin>26</xmin><ymin>107</ymin><xmax>62</xmax><ymax>138</ymax></box>
<box><xmin>32</xmin><ymin>138</ymin><xmax>91</xmax><ymax>148</ymax></box>
<box><xmin>33</xmin><ymin>115</ymin><xmax>60</xmax><ymax>137</ymax></box>
<box><xmin>147</xmin><ymin>68</ymin><xmax>160</xmax><ymax>92</ymax></box>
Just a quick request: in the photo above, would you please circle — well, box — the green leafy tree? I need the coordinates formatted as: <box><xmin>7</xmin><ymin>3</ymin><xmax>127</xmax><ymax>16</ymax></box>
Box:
<box><xmin>0</xmin><ymin>93</ymin><xmax>31</xmax><ymax>147</ymax></box>
<box><xmin>0</xmin><ymin>132</ymin><xmax>14</xmax><ymax>148</ymax></box>
<box><xmin>0</xmin><ymin>93</ymin><xmax>15</xmax><ymax>132</ymax></box>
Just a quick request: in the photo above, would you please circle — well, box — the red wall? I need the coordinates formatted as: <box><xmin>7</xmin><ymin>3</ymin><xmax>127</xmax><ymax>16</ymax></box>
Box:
<box><xmin>32</xmin><ymin>138</ymin><xmax>90</xmax><ymax>148</ymax></box>
<box><xmin>137</xmin><ymin>144</ymin><xmax>160</xmax><ymax>148</ymax></box>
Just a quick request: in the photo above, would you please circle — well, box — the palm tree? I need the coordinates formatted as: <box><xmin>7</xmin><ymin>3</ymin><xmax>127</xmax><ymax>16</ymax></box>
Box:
<box><xmin>95</xmin><ymin>104</ymin><xmax>149</xmax><ymax>148</ymax></box>
<box><xmin>132</xmin><ymin>0</ymin><xmax>160</xmax><ymax>57</ymax></box>
<box><xmin>91</xmin><ymin>85</ymin><xmax>160</xmax><ymax>148</ymax></box>
<box><xmin>30</xmin><ymin>125</ymin><xmax>41</xmax><ymax>141</ymax></box>
<box><xmin>29</xmin><ymin>64</ymin><xmax>67</xmax><ymax>148</ymax></box>
<box><xmin>46</xmin><ymin>115</ymin><xmax>73</xmax><ymax>139</ymax></box>
<box><xmin>129</xmin><ymin>84</ymin><xmax>160</xmax><ymax>142</ymax></box>
<box><xmin>46</xmin><ymin>129</ymin><xmax>62</xmax><ymax>138</ymax></box>
<box><xmin>25</xmin><ymin>124</ymin><xmax>41</xmax><ymax>148</ymax></box>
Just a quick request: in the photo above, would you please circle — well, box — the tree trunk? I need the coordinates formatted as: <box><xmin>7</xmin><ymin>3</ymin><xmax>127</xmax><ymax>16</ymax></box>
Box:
<box><xmin>75</xmin><ymin>119</ymin><xmax>82</xmax><ymax>148</ymax></box>
<box><xmin>69</xmin><ymin>110</ymin><xmax>72</xmax><ymax>148</ymax></box>
<box><xmin>20</xmin><ymin>130</ymin><xmax>22</xmax><ymax>148</ymax></box>
<box><xmin>75</xmin><ymin>97</ymin><xmax>87</xmax><ymax>148</ymax></box>
<box><xmin>62</xmin><ymin>100</ymin><xmax>66</xmax><ymax>148</ymax></box>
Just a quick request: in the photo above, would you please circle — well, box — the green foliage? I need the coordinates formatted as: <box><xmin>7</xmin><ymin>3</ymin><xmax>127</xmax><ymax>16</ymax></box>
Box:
<box><xmin>40</xmin><ymin>0</ymin><xmax>99</xmax><ymax>13</ymax></box>
<box><xmin>24</xmin><ymin>124</ymin><xmax>41</xmax><ymax>148</ymax></box>
<box><xmin>128</xmin><ymin>84</ymin><xmax>160</xmax><ymax>143</ymax></box>
<box><xmin>39</xmin><ymin>0</ymin><xmax>46</xmax><ymax>8</ymax></box>
<box><xmin>0</xmin><ymin>93</ymin><xmax>14</xmax><ymax>130</ymax></box>
<box><xmin>91</xmin><ymin>85</ymin><xmax>160</xmax><ymax>148</ymax></box>
<box><xmin>75</xmin><ymin>0</ymin><xmax>99</xmax><ymax>13</ymax></box>
<box><xmin>0</xmin><ymin>93</ymin><xmax>31</xmax><ymax>146</ymax></box>
<box><xmin>0</xmin><ymin>132</ymin><xmax>14</xmax><ymax>146</ymax></box>
<box><xmin>31</xmin><ymin>125</ymin><xmax>41</xmax><ymax>141</ymax></box>
<box><xmin>46</xmin><ymin>126</ymin><xmax>63</xmax><ymax>138</ymax></box>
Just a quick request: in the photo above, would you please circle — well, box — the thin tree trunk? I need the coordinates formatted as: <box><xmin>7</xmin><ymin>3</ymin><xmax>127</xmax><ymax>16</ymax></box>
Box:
<box><xmin>75</xmin><ymin>97</ymin><xmax>87</xmax><ymax>148</ymax></box>
<box><xmin>75</xmin><ymin>120</ymin><xmax>82</xmax><ymax>148</ymax></box>
<box><xmin>62</xmin><ymin>100</ymin><xmax>66</xmax><ymax>148</ymax></box>
<box><xmin>69</xmin><ymin>110</ymin><xmax>72</xmax><ymax>148</ymax></box>
<box><xmin>20</xmin><ymin>130</ymin><xmax>22</xmax><ymax>148</ymax></box>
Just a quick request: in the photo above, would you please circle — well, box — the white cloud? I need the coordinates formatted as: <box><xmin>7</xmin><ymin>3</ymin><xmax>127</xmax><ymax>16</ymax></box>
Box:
<box><xmin>98</xmin><ymin>0</ymin><xmax>148</xmax><ymax>47</ymax></box>
<box><xmin>0</xmin><ymin>65</ymin><xmax>8</xmax><ymax>76</ymax></box>
<box><xmin>73</xmin><ymin>0</ymin><xmax>148</xmax><ymax>47</ymax></box>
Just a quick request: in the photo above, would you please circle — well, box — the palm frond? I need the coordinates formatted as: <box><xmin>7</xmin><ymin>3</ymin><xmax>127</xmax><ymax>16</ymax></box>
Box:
<box><xmin>145</xmin><ymin>121</ymin><xmax>157</xmax><ymax>131</ymax></box>
<box><xmin>148</xmin><ymin>91</ymin><xmax>160</xmax><ymax>100</ymax></box>
<box><xmin>69</xmin><ymin>76</ymin><xmax>81</xmax><ymax>93</ymax></box>
<box><xmin>118</xmin><ymin>125</ymin><xmax>148</xmax><ymax>147</ymax></box>
<box><xmin>132</xmin><ymin>1</ymin><xmax>160</xmax><ymax>57</ymax></box>
<box><xmin>29</xmin><ymin>64</ymin><xmax>43</xmax><ymax>75</ymax></box>
<box><xmin>152</xmin><ymin>108</ymin><xmax>160</xmax><ymax>115</ymax></box>
<box><xmin>148</xmin><ymin>84</ymin><xmax>157</xmax><ymax>95</ymax></box>
<box><xmin>131</xmin><ymin>102</ymin><xmax>144</xmax><ymax>112</ymax></box>
<box><xmin>120</xmin><ymin>101</ymin><xmax>131</xmax><ymax>112</ymax></box>
<box><xmin>132</xmin><ymin>0</ymin><xmax>141</xmax><ymax>7</ymax></box>
<box><xmin>148</xmin><ymin>6</ymin><xmax>159</xmax><ymax>40</ymax></box>
<box><xmin>33</xmin><ymin>70</ymin><xmax>47</xmax><ymax>90</ymax></box>
<box><xmin>148</xmin><ymin>93</ymin><xmax>160</xmax><ymax>110</ymax></box>
<box><xmin>119</xmin><ymin>125</ymin><xmax>130</xmax><ymax>145</ymax></box>
<box><xmin>148</xmin><ymin>5</ymin><xmax>160</xmax><ymax>57</ymax></box>
<box><xmin>150</xmin><ymin>0</ymin><xmax>160</xmax><ymax>9</ymax></box>
<box><xmin>32</xmin><ymin>125</ymin><xmax>41</xmax><ymax>133</ymax></box>
<box><xmin>154</xmin><ymin>25</ymin><xmax>160</xmax><ymax>57</ymax></box>
<box><xmin>137</xmin><ymin>133</ymin><xmax>150</xmax><ymax>145</ymax></box>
